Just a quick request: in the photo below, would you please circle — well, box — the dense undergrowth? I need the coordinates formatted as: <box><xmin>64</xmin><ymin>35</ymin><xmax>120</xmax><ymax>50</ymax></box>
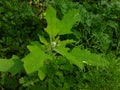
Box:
<box><xmin>0</xmin><ymin>0</ymin><xmax>120</xmax><ymax>90</ymax></box>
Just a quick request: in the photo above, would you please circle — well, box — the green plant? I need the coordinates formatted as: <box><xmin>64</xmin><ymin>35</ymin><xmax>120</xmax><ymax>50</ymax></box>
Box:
<box><xmin>70</xmin><ymin>0</ymin><xmax>120</xmax><ymax>56</ymax></box>
<box><xmin>1</xmin><ymin>1</ymin><xmax>120</xmax><ymax>89</ymax></box>
<box><xmin>0</xmin><ymin>0</ymin><xmax>43</xmax><ymax>58</ymax></box>
<box><xmin>0</xmin><ymin>5</ymin><xmax>109</xmax><ymax>90</ymax></box>
<box><xmin>21</xmin><ymin>5</ymin><xmax>108</xmax><ymax>89</ymax></box>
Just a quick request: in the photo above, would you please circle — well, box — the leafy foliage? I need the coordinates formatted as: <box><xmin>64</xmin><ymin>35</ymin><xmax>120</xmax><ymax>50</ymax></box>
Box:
<box><xmin>0</xmin><ymin>0</ymin><xmax>43</xmax><ymax>58</ymax></box>
<box><xmin>45</xmin><ymin>5</ymin><xmax>79</xmax><ymax>40</ymax></box>
<box><xmin>0</xmin><ymin>0</ymin><xmax>120</xmax><ymax>90</ymax></box>
<box><xmin>22</xmin><ymin>43</ymin><xmax>52</xmax><ymax>80</ymax></box>
<box><xmin>0</xmin><ymin>55</ymin><xmax>23</xmax><ymax>76</ymax></box>
<box><xmin>21</xmin><ymin>5</ymin><xmax>109</xmax><ymax>89</ymax></box>
<box><xmin>72</xmin><ymin>0</ymin><xmax>120</xmax><ymax>56</ymax></box>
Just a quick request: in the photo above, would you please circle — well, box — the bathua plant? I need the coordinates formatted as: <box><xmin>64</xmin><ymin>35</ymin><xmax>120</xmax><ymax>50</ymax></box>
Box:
<box><xmin>0</xmin><ymin>5</ymin><xmax>109</xmax><ymax>90</ymax></box>
<box><xmin>21</xmin><ymin>5</ymin><xmax>109</xmax><ymax>89</ymax></box>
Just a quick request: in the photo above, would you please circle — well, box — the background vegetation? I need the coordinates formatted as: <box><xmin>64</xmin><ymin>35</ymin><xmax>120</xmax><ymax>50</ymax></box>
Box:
<box><xmin>0</xmin><ymin>0</ymin><xmax>120</xmax><ymax>90</ymax></box>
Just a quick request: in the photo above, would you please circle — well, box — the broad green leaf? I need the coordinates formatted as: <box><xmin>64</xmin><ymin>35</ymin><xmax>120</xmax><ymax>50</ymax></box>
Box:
<box><xmin>59</xmin><ymin>9</ymin><xmax>79</xmax><ymax>35</ymax></box>
<box><xmin>55</xmin><ymin>46</ymin><xmax>108</xmax><ymax>69</ymax></box>
<box><xmin>0</xmin><ymin>55</ymin><xmax>23</xmax><ymax>76</ymax></box>
<box><xmin>54</xmin><ymin>47</ymin><xmax>84</xmax><ymax>69</ymax></box>
<box><xmin>45</xmin><ymin>5</ymin><xmax>79</xmax><ymax>40</ymax></box>
<box><xmin>22</xmin><ymin>45</ymin><xmax>52</xmax><ymax>74</ymax></box>
<box><xmin>70</xmin><ymin>47</ymin><xmax>109</xmax><ymax>67</ymax></box>
<box><xmin>45</xmin><ymin>5</ymin><xmax>60</xmax><ymax>40</ymax></box>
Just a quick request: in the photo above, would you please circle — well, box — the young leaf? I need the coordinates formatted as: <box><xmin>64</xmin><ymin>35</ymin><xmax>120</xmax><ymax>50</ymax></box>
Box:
<box><xmin>45</xmin><ymin>5</ymin><xmax>60</xmax><ymax>40</ymax></box>
<box><xmin>22</xmin><ymin>45</ymin><xmax>52</xmax><ymax>74</ymax></box>
<box><xmin>45</xmin><ymin>5</ymin><xmax>79</xmax><ymax>40</ymax></box>
<box><xmin>59</xmin><ymin>9</ymin><xmax>79</xmax><ymax>35</ymax></box>
<box><xmin>38</xmin><ymin>69</ymin><xmax>46</xmax><ymax>80</ymax></box>
<box><xmin>38</xmin><ymin>34</ymin><xmax>48</xmax><ymax>45</ymax></box>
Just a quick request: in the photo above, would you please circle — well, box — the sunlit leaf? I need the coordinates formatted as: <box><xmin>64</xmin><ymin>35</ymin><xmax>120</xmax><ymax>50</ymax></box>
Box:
<box><xmin>45</xmin><ymin>5</ymin><xmax>79</xmax><ymax>40</ymax></box>
<box><xmin>59</xmin><ymin>9</ymin><xmax>79</xmax><ymax>34</ymax></box>
<box><xmin>70</xmin><ymin>47</ymin><xmax>109</xmax><ymax>66</ymax></box>
<box><xmin>54</xmin><ymin>47</ymin><xmax>84</xmax><ymax>69</ymax></box>
<box><xmin>45</xmin><ymin>5</ymin><xmax>60</xmax><ymax>40</ymax></box>
<box><xmin>22</xmin><ymin>45</ymin><xmax>52</xmax><ymax>74</ymax></box>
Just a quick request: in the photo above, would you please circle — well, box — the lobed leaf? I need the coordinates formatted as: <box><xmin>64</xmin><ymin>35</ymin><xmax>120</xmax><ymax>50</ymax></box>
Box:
<box><xmin>59</xmin><ymin>9</ymin><xmax>79</xmax><ymax>35</ymax></box>
<box><xmin>54</xmin><ymin>47</ymin><xmax>84</xmax><ymax>69</ymax></box>
<box><xmin>22</xmin><ymin>45</ymin><xmax>52</xmax><ymax>74</ymax></box>
<box><xmin>70</xmin><ymin>47</ymin><xmax>109</xmax><ymax>67</ymax></box>
<box><xmin>0</xmin><ymin>55</ymin><xmax>23</xmax><ymax>76</ymax></box>
<box><xmin>45</xmin><ymin>5</ymin><xmax>60</xmax><ymax>40</ymax></box>
<box><xmin>45</xmin><ymin>5</ymin><xmax>79</xmax><ymax>40</ymax></box>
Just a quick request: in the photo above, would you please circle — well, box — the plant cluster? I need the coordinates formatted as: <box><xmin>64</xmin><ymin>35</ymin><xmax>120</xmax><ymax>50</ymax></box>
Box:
<box><xmin>0</xmin><ymin>0</ymin><xmax>120</xmax><ymax>90</ymax></box>
<box><xmin>0</xmin><ymin>0</ymin><xmax>43</xmax><ymax>58</ymax></box>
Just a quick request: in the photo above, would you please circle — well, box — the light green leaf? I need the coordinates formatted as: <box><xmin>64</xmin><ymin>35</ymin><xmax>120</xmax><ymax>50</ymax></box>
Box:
<box><xmin>38</xmin><ymin>34</ymin><xmax>48</xmax><ymax>45</ymax></box>
<box><xmin>0</xmin><ymin>55</ymin><xmax>23</xmax><ymax>76</ymax></box>
<box><xmin>55</xmin><ymin>46</ymin><xmax>109</xmax><ymax>69</ymax></box>
<box><xmin>45</xmin><ymin>5</ymin><xmax>79</xmax><ymax>40</ymax></box>
<box><xmin>58</xmin><ymin>39</ymin><xmax>75</xmax><ymax>47</ymax></box>
<box><xmin>59</xmin><ymin>9</ymin><xmax>79</xmax><ymax>35</ymax></box>
<box><xmin>54</xmin><ymin>47</ymin><xmax>84</xmax><ymax>69</ymax></box>
<box><xmin>22</xmin><ymin>45</ymin><xmax>52</xmax><ymax>74</ymax></box>
<box><xmin>45</xmin><ymin>5</ymin><xmax>60</xmax><ymax>40</ymax></box>
<box><xmin>70</xmin><ymin>47</ymin><xmax>109</xmax><ymax>66</ymax></box>
<box><xmin>38</xmin><ymin>69</ymin><xmax>46</xmax><ymax>80</ymax></box>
